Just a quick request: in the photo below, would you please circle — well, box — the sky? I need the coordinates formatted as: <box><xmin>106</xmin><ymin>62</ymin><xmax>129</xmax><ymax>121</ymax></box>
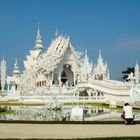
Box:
<box><xmin>0</xmin><ymin>0</ymin><xmax>140</xmax><ymax>80</ymax></box>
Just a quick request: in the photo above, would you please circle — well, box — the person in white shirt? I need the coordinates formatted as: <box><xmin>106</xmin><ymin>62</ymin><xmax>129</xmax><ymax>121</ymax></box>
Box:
<box><xmin>121</xmin><ymin>103</ymin><xmax>134</xmax><ymax>124</ymax></box>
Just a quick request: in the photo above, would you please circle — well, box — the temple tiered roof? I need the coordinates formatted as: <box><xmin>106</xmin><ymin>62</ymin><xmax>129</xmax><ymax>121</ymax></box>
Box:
<box><xmin>35</xmin><ymin>35</ymin><xmax>81</xmax><ymax>74</ymax></box>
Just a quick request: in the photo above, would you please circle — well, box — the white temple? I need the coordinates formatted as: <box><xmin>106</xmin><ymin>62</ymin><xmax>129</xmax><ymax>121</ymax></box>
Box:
<box><xmin>1</xmin><ymin>28</ymin><xmax>140</xmax><ymax>104</ymax></box>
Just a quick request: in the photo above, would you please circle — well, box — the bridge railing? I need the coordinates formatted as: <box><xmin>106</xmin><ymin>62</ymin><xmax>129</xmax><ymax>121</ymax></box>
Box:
<box><xmin>19</xmin><ymin>95</ymin><xmax>105</xmax><ymax>103</ymax></box>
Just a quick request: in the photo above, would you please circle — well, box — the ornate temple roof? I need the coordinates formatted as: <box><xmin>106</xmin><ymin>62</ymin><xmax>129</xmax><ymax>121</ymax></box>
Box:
<box><xmin>23</xmin><ymin>27</ymin><xmax>43</xmax><ymax>70</ymax></box>
<box><xmin>94</xmin><ymin>50</ymin><xmax>108</xmax><ymax>74</ymax></box>
<box><xmin>34</xmin><ymin>34</ymin><xmax>81</xmax><ymax>74</ymax></box>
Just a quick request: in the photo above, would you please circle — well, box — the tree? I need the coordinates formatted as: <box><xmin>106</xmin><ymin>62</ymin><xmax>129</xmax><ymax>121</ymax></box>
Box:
<box><xmin>122</xmin><ymin>67</ymin><xmax>134</xmax><ymax>81</ymax></box>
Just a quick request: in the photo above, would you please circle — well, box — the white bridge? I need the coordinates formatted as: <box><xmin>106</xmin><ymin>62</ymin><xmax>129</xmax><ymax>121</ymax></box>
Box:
<box><xmin>5</xmin><ymin>79</ymin><xmax>131</xmax><ymax>104</ymax></box>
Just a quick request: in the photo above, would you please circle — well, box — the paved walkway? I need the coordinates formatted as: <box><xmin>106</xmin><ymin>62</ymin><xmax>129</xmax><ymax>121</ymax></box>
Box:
<box><xmin>0</xmin><ymin>123</ymin><xmax>140</xmax><ymax>139</ymax></box>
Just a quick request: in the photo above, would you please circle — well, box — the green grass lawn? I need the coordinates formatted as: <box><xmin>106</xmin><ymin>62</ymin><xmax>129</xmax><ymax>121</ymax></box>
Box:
<box><xmin>0</xmin><ymin>106</ymin><xmax>15</xmax><ymax>115</ymax></box>
<box><xmin>1</xmin><ymin>101</ymin><xmax>46</xmax><ymax>106</ymax></box>
<box><xmin>0</xmin><ymin>101</ymin><xmax>140</xmax><ymax>116</ymax></box>
<box><xmin>0</xmin><ymin>107</ymin><xmax>6</xmax><ymax>112</ymax></box>
<box><xmin>1</xmin><ymin>101</ymin><xmax>140</xmax><ymax>110</ymax></box>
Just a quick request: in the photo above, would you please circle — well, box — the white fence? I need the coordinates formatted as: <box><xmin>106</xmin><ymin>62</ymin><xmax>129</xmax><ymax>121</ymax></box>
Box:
<box><xmin>19</xmin><ymin>95</ymin><xmax>105</xmax><ymax>104</ymax></box>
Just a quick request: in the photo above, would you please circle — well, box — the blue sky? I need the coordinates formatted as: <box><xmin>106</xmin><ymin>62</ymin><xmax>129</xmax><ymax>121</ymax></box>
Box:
<box><xmin>0</xmin><ymin>0</ymin><xmax>140</xmax><ymax>80</ymax></box>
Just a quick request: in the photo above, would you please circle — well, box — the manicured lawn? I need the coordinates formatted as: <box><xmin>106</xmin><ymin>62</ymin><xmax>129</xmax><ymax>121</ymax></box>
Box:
<box><xmin>0</xmin><ymin>107</ymin><xmax>6</xmax><ymax>112</ymax></box>
<box><xmin>0</xmin><ymin>101</ymin><xmax>140</xmax><ymax>116</ymax></box>
<box><xmin>1</xmin><ymin>102</ymin><xmax>46</xmax><ymax>106</ymax></box>
<box><xmin>0</xmin><ymin>106</ymin><xmax>15</xmax><ymax>115</ymax></box>
<box><xmin>0</xmin><ymin>109</ymin><xmax>15</xmax><ymax>115</ymax></box>
<box><xmin>1</xmin><ymin>102</ymin><xmax>140</xmax><ymax>112</ymax></box>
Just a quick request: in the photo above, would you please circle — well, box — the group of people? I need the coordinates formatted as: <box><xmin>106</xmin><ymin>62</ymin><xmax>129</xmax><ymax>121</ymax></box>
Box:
<box><xmin>121</xmin><ymin>103</ymin><xmax>135</xmax><ymax>125</ymax></box>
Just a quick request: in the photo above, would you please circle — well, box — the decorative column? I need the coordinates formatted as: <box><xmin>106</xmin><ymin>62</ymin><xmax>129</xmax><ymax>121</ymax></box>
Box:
<box><xmin>7</xmin><ymin>84</ymin><xmax>10</xmax><ymax>91</ymax></box>
<box><xmin>1</xmin><ymin>58</ymin><xmax>7</xmax><ymax>93</ymax></box>
<box><xmin>73</xmin><ymin>71</ymin><xmax>75</xmax><ymax>86</ymax></box>
<box><xmin>72</xmin><ymin>64</ymin><xmax>75</xmax><ymax>86</ymax></box>
<box><xmin>51</xmin><ymin>72</ymin><xmax>54</xmax><ymax>85</ymax></box>
<box><xmin>58</xmin><ymin>74</ymin><xmax>61</xmax><ymax>86</ymax></box>
<box><xmin>135</xmin><ymin>61</ymin><xmax>140</xmax><ymax>84</ymax></box>
<box><xmin>58</xmin><ymin>68</ymin><xmax>62</xmax><ymax>86</ymax></box>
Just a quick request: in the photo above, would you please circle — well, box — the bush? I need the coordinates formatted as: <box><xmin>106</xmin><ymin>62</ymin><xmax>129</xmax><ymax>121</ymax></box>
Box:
<box><xmin>0</xmin><ymin>107</ymin><xmax>6</xmax><ymax>112</ymax></box>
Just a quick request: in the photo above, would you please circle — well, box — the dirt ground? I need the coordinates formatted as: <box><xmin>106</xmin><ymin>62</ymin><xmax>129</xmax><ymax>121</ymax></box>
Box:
<box><xmin>0</xmin><ymin>123</ymin><xmax>140</xmax><ymax>139</ymax></box>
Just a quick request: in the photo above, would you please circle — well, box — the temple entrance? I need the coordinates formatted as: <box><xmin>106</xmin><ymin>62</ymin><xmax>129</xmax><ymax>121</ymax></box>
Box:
<box><xmin>61</xmin><ymin>64</ymin><xmax>74</xmax><ymax>86</ymax></box>
<box><xmin>79</xmin><ymin>89</ymin><xmax>88</xmax><ymax>96</ymax></box>
<box><xmin>61</xmin><ymin>71</ymin><xmax>67</xmax><ymax>84</ymax></box>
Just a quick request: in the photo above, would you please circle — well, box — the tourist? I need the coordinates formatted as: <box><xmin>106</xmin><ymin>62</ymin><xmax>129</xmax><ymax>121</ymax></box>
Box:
<box><xmin>121</xmin><ymin>103</ymin><xmax>134</xmax><ymax>124</ymax></box>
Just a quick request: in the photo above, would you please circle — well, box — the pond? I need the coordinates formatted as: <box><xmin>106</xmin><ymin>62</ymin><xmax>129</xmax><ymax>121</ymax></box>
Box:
<box><xmin>0</xmin><ymin>105</ymin><xmax>140</xmax><ymax>121</ymax></box>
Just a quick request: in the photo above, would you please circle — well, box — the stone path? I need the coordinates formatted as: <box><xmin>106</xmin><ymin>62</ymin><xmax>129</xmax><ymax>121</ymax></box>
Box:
<box><xmin>0</xmin><ymin>123</ymin><xmax>140</xmax><ymax>139</ymax></box>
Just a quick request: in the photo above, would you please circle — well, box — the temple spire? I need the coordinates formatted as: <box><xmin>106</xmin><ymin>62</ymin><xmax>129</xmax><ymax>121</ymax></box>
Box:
<box><xmin>98</xmin><ymin>50</ymin><xmax>103</xmax><ymax>64</ymax></box>
<box><xmin>34</xmin><ymin>25</ymin><xmax>43</xmax><ymax>50</ymax></box>
<box><xmin>13</xmin><ymin>59</ymin><xmax>21</xmax><ymax>76</ymax></box>
<box><xmin>85</xmin><ymin>49</ymin><xmax>87</xmax><ymax>57</ymax></box>
<box><xmin>136</xmin><ymin>60</ymin><xmax>139</xmax><ymax>67</ymax></box>
<box><xmin>80</xmin><ymin>50</ymin><xmax>92</xmax><ymax>82</ymax></box>
<box><xmin>135</xmin><ymin>60</ymin><xmax>140</xmax><ymax>84</ymax></box>
<box><xmin>55</xmin><ymin>29</ymin><xmax>59</xmax><ymax>37</ymax></box>
<box><xmin>99</xmin><ymin>50</ymin><xmax>102</xmax><ymax>59</ymax></box>
<box><xmin>1</xmin><ymin>57</ymin><xmax>6</xmax><ymax>92</ymax></box>
<box><xmin>2</xmin><ymin>55</ymin><xmax>5</xmax><ymax>61</ymax></box>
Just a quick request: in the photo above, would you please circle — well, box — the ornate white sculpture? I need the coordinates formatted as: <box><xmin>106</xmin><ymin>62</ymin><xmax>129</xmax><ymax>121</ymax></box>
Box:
<box><xmin>70</xmin><ymin>106</ymin><xmax>84</xmax><ymax>121</ymax></box>
<box><xmin>94</xmin><ymin>51</ymin><xmax>109</xmax><ymax>80</ymax></box>
<box><xmin>1</xmin><ymin>57</ymin><xmax>6</xmax><ymax>92</ymax></box>
<box><xmin>5</xmin><ymin>28</ymin><xmax>135</xmax><ymax>105</ymax></box>
<box><xmin>130</xmin><ymin>83</ymin><xmax>140</xmax><ymax>103</ymax></box>
<box><xmin>6</xmin><ymin>29</ymin><xmax>108</xmax><ymax>94</ymax></box>
<box><xmin>13</xmin><ymin>59</ymin><xmax>21</xmax><ymax>77</ymax></box>
<box><xmin>127</xmin><ymin>72</ymin><xmax>135</xmax><ymax>85</ymax></box>
<box><xmin>135</xmin><ymin>61</ymin><xmax>140</xmax><ymax>84</ymax></box>
<box><xmin>80</xmin><ymin>50</ymin><xmax>93</xmax><ymax>82</ymax></box>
